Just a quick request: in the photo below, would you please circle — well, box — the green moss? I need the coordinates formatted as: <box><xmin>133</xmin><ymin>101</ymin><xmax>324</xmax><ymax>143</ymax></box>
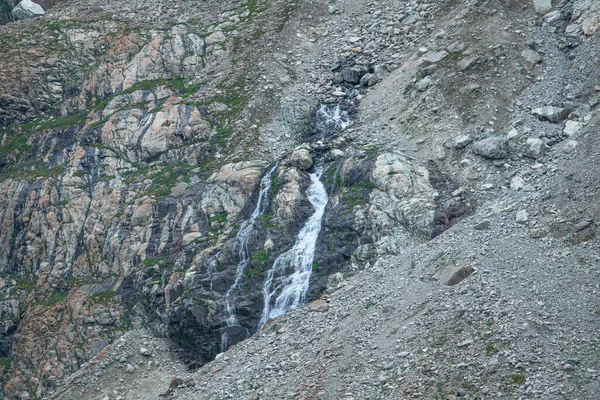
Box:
<box><xmin>143</xmin><ymin>255</ymin><xmax>169</xmax><ymax>267</ymax></box>
<box><xmin>0</xmin><ymin>0</ymin><xmax>11</xmax><ymax>13</ymax></box>
<box><xmin>503</xmin><ymin>373</ymin><xmax>525</xmax><ymax>386</ymax></box>
<box><xmin>364</xmin><ymin>145</ymin><xmax>380</xmax><ymax>159</ymax></box>
<box><xmin>486</xmin><ymin>342</ymin><xmax>499</xmax><ymax>356</ymax></box>
<box><xmin>208</xmin><ymin>211</ymin><xmax>228</xmax><ymax>231</ymax></box>
<box><xmin>252</xmin><ymin>250</ymin><xmax>268</xmax><ymax>262</ymax></box>
<box><xmin>43</xmin><ymin>290</ymin><xmax>68</xmax><ymax>306</ymax></box>
<box><xmin>0</xmin><ymin>358</ymin><xmax>11</xmax><ymax>369</ymax></box>
<box><xmin>91</xmin><ymin>291</ymin><xmax>117</xmax><ymax>303</ymax></box>
<box><xmin>52</xmin><ymin>200</ymin><xmax>69</xmax><ymax>207</ymax></box>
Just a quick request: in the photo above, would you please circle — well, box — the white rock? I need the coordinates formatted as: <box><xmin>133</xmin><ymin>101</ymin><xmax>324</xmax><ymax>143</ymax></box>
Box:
<box><xmin>516</xmin><ymin>210</ymin><xmax>529</xmax><ymax>224</ymax></box>
<box><xmin>12</xmin><ymin>0</ymin><xmax>45</xmax><ymax>19</ymax></box>
<box><xmin>533</xmin><ymin>0</ymin><xmax>552</xmax><ymax>15</ymax></box>
<box><xmin>564</xmin><ymin>120</ymin><xmax>582</xmax><ymax>137</ymax></box>
<box><xmin>507</xmin><ymin>128</ymin><xmax>520</xmax><ymax>140</ymax></box>
<box><xmin>331</xmin><ymin>149</ymin><xmax>344</xmax><ymax>160</ymax></box>
<box><xmin>562</xmin><ymin>140</ymin><xmax>578</xmax><ymax>154</ymax></box>
<box><xmin>510</xmin><ymin>176</ymin><xmax>525</xmax><ymax>191</ymax></box>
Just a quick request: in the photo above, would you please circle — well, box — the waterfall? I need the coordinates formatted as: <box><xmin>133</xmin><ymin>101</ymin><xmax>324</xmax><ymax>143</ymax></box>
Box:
<box><xmin>220</xmin><ymin>163</ymin><xmax>278</xmax><ymax>351</ymax></box>
<box><xmin>259</xmin><ymin>168</ymin><xmax>329</xmax><ymax>326</ymax></box>
<box><xmin>315</xmin><ymin>104</ymin><xmax>350</xmax><ymax>137</ymax></box>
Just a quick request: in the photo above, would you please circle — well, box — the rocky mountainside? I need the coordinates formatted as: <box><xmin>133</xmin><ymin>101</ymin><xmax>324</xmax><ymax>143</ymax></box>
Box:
<box><xmin>0</xmin><ymin>0</ymin><xmax>599</xmax><ymax>399</ymax></box>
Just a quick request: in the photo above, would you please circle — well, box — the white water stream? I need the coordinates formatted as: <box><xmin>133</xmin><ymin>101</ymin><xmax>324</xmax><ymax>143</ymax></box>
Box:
<box><xmin>315</xmin><ymin>104</ymin><xmax>350</xmax><ymax>137</ymax></box>
<box><xmin>221</xmin><ymin>164</ymin><xmax>277</xmax><ymax>351</ymax></box>
<box><xmin>259</xmin><ymin>168</ymin><xmax>329</xmax><ymax>326</ymax></box>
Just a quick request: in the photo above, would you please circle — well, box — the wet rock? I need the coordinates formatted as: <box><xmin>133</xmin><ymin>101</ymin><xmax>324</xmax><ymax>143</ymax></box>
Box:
<box><xmin>289</xmin><ymin>149</ymin><xmax>313</xmax><ymax>170</ymax></box>
<box><xmin>342</xmin><ymin>67</ymin><xmax>368</xmax><ymax>84</ymax></box>
<box><xmin>12</xmin><ymin>0</ymin><xmax>45</xmax><ymax>19</ymax></box>
<box><xmin>435</xmin><ymin>266</ymin><xmax>474</xmax><ymax>286</ymax></box>
<box><xmin>472</xmin><ymin>136</ymin><xmax>509</xmax><ymax>159</ymax></box>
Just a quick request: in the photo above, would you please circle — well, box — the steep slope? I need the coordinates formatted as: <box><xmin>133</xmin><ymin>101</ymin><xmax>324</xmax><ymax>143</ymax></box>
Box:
<box><xmin>1</xmin><ymin>0</ymin><xmax>600</xmax><ymax>399</ymax></box>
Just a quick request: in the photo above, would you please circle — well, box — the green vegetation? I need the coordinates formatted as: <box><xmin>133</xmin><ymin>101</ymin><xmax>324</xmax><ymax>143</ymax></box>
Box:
<box><xmin>503</xmin><ymin>373</ymin><xmax>525</xmax><ymax>386</ymax></box>
<box><xmin>142</xmin><ymin>255</ymin><xmax>169</xmax><ymax>267</ymax></box>
<box><xmin>0</xmin><ymin>358</ymin><xmax>11</xmax><ymax>369</ymax></box>
<box><xmin>51</xmin><ymin>200</ymin><xmax>69</xmax><ymax>207</ymax></box>
<box><xmin>252</xmin><ymin>250</ymin><xmax>268</xmax><ymax>262</ymax></box>
<box><xmin>486</xmin><ymin>342</ymin><xmax>499</xmax><ymax>356</ymax></box>
<box><xmin>90</xmin><ymin>291</ymin><xmax>117</xmax><ymax>304</ymax></box>
<box><xmin>0</xmin><ymin>0</ymin><xmax>12</xmax><ymax>13</ymax></box>
<box><xmin>43</xmin><ymin>290</ymin><xmax>69</xmax><ymax>306</ymax></box>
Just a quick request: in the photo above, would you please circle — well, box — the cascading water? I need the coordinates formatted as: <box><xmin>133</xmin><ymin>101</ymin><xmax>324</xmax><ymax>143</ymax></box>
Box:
<box><xmin>315</xmin><ymin>104</ymin><xmax>350</xmax><ymax>138</ymax></box>
<box><xmin>220</xmin><ymin>163</ymin><xmax>278</xmax><ymax>351</ymax></box>
<box><xmin>259</xmin><ymin>168</ymin><xmax>329</xmax><ymax>326</ymax></box>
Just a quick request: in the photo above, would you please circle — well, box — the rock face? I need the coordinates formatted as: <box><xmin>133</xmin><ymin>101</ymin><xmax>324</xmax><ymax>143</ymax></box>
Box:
<box><xmin>11</xmin><ymin>0</ymin><xmax>44</xmax><ymax>19</ymax></box>
<box><xmin>1</xmin><ymin>0</ymin><xmax>600</xmax><ymax>399</ymax></box>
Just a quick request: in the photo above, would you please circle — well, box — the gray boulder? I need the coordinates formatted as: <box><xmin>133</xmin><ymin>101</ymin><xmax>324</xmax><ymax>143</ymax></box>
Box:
<box><xmin>525</xmin><ymin>138</ymin><xmax>546</xmax><ymax>159</ymax></box>
<box><xmin>342</xmin><ymin>66</ymin><xmax>368</xmax><ymax>84</ymax></box>
<box><xmin>452</xmin><ymin>134</ymin><xmax>473</xmax><ymax>149</ymax></box>
<box><xmin>12</xmin><ymin>0</ymin><xmax>45</xmax><ymax>20</ymax></box>
<box><xmin>522</xmin><ymin>49</ymin><xmax>542</xmax><ymax>64</ymax></box>
<box><xmin>533</xmin><ymin>106</ymin><xmax>569</xmax><ymax>123</ymax></box>
<box><xmin>289</xmin><ymin>149</ymin><xmax>313</xmax><ymax>170</ymax></box>
<box><xmin>472</xmin><ymin>136</ymin><xmax>509</xmax><ymax>159</ymax></box>
<box><xmin>533</xmin><ymin>0</ymin><xmax>552</xmax><ymax>15</ymax></box>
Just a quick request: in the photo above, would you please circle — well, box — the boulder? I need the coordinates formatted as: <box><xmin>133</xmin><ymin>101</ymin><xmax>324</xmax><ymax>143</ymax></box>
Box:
<box><xmin>533</xmin><ymin>0</ymin><xmax>552</xmax><ymax>15</ymax></box>
<box><xmin>522</xmin><ymin>49</ymin><xmax>542</xmax><ymax>64</ymax></box>
<box><xmin>420</xmin><ymin>51</ymin><xmax>448</xmax><ymax>67</ymax></box>
<box><xmin>415</xmin><ymin>77</ymin><xmax>432</xmax><ymax>91</ymax></box>
<box><xmin>472</xmin><ymin>136</ymin><xmax>509</xmax><ymax>159</ymax></box>
<box><xmin>435</xmin><ymin>266</ymin><xmax>474</xmax><ymax>286</ymax></box>
<box><xmin>307</xmin><ymin>299</ymin><xmax>329</xmax><ymax>312</ymax></box>
<box><xmin>525</xmin><ymin>138</ymin><xmax>546</xmax><ymax>159</ymax></box>
<box><xmin>289</xmin><ymin>149</ymin><xmax>313</xmax><ymax>170</ymax></box>
<box><xmin>533</xmin><ymin>106</ymin><xmax>569</xmax><ymax>123</ymax></box>
<box><xmin>12</xmin><ymin>0</ymin><xmax>45</xmax><ymax>20</ymax></box>
<box><xmin>342</xmin><ymin>66</ymin><xmax>368</xmax><ymax>84</ymax></box>
<box><xmin>452</xmin><ymin>134</ymin><xmax>473</xmax><ymax>149</ymax></box>
<box><xmin>205</xmin><ymin>31</ymin><xmax>226</xmax><ymax>45</ymax></box>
